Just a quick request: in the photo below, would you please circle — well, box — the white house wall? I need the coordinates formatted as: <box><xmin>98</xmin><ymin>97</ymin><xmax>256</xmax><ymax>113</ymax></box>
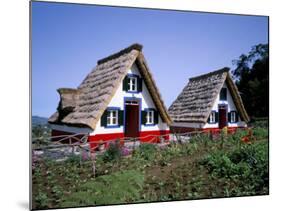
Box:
<box><xmin>90</xmin><ymin>63</ymin><xmax>169</xmax><ymax>136</ymax></box>
<box><xmin>203</xmin><ymin>82</ymin><xmax>247</xmax><ymax>129</ymax></box>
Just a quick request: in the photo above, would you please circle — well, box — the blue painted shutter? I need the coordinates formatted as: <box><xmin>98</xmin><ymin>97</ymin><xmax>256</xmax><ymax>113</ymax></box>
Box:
<box><xmin>153</xmin><ymin>109</ymin><xmax>159</xmax><ymax>124</ymax></box>
<box><xmin>101</xmin><ymin>110</ymin><xmax>108</xmax><ymax>127</ymax></box>
<box><xmin>137</xmin><ymin>77</ymin><xmax>142</xmax><ymax>92</ymax></box>
<box><xmin>141</xmin><ymin>110</ymin><xmax>147</xmax><ymax>125</ymax></box>
<box><xmin>215</xmin><ymin>112</ymin><xmax>219</xmax><ymax>123</ymax></box>
<box><xmin>118</xmin><ymin>110</ymin><xmax>124</xmax><ymax>126</ymax></box>
<box><xmin>123</xmin><ymin>76</ymin><xmax>129</xmax><ymax>91</ymax></box>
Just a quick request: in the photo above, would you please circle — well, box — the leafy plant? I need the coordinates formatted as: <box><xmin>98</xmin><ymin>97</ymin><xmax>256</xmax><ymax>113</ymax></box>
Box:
<box><xmin>102</xmin><ymin>140</ymin><xmax>122</xmax><ymax>162</ymax></box>
<box><xmin>35</xmin><ymin>192</ymin><xmax>49</xmax><ymax>208</ymax></box>
<box><xmin>133</xmin><ymin>143</ymin><xmax>157</xmax><ymax>161</ymax></box>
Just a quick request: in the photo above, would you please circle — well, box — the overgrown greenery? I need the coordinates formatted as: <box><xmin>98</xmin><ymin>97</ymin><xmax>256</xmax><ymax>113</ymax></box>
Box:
<box><xmin>199</xmin><ymin>141</ymin><xmax>268</xmax><ymax>196</ymax></box>
<box><xmin>61</xmin><ymin>170</ymin><xmax>144</xmax><ymax>207</ymax></box>
<box><xmin>32</xmin><ymin>126</ymin><xmax>268</xmax><ymax>209</ymax></box>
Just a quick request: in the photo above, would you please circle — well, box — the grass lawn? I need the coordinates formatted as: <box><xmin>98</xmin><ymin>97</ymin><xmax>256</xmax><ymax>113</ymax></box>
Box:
<box><xmin>32</xmin><ymin>126</ymin><xmax>269</xmax><ymax>209</ymax></box>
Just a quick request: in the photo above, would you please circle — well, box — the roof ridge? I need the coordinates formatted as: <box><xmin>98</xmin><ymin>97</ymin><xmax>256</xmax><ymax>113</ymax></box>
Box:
<box><xmin>97</xmin><ymin>43</ymin><xmax>143</xmax><ymax>65</ymax></box>
<box><xmin>189</xmin><ymin>67</ymin><xmax>230</xmax><ymax>81</ymax></box>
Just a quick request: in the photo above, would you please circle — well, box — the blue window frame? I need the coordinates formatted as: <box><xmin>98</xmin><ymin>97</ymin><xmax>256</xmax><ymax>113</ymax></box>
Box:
<box><xmin>105</xmin><ymin>107</ymin><xmax>121</xmax><ymax>128</ymax></box>
<box><xmin>123</xmin><ymin>73</ymin><xmax>142</xmax><ymax>93</ymax></box>
<box><xmin>208</xmin><ymin>110</ymin><xmax>217</xmax><ymax>124</ymax></box>
<box><xmin>143</xmin><ymin>108</ymin><xmax>156</xmax><ymax>126</ymax></box>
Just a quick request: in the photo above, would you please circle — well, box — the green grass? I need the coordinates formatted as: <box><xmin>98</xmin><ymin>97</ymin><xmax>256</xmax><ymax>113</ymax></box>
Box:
<box><xmin>60</xmin><ymin>170</ymin><xmax>144</xmax><ymax>207</ymax></box>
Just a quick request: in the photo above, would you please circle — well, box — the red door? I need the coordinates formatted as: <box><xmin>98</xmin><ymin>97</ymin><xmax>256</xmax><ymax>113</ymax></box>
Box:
<box><xmin>218</xmin><ymin>105</ymin><xmax>228</xmax><ymax>129</ymax></box>
<box><xmin>125</xmin><ymin>104</ymin><xmax>139</xmax><ymax>138</ymax></box>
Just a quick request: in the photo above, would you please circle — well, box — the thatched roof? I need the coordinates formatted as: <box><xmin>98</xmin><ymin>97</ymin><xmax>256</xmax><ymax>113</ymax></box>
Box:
<box><xmin>49</xmin><ymin>43</ymin><xmax>172</xmax><ymax>129</ymax></box>
<box><xmin>168</xmin><ymin>67</ymin><xmax>250</xmax><ymax>123</ymax></box>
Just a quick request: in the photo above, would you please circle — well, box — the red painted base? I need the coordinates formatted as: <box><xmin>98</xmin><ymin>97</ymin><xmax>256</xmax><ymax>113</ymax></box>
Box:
<box><xmin>88</xmin><ymin>130</ymin><xmax>170</xmax><ymax>148</ymax></box>
<box><xmin>51</xmin><ymin>129</ymin><xmax>170</xmax><ymax>150</ymax></box>
<box><xmin>170</xmin><ymin>126</ymin><xmax>247</xmax><ymax>135</ymax></box>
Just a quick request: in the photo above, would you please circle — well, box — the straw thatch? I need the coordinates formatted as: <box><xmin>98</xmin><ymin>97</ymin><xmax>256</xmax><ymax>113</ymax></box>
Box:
<box><xmin>168</xmin><ymin>68</ymin><xmax>250</xmax><ymax>123</ymax></box>
<box><xmin>49</xmin><ymin>43</ymin><xmax>171</xmax><ymax>129</ymax></box>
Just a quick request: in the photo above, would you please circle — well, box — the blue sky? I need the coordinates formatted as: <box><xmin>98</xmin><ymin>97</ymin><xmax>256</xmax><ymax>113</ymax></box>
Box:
<box><xmin>32</xmin><ymin>2</ymin><xmax>268</xmax><ymax>118</ymax></box>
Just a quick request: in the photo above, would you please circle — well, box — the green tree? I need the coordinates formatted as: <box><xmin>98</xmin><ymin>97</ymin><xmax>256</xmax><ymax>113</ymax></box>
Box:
<box><xmin>232</xmin><ymin>44</ymin><xmax>269</xmax><ymax>118</ymax></box>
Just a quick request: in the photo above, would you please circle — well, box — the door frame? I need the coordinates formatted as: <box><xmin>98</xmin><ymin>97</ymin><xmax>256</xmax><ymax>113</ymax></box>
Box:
<box><xmin>123</xmin><ymin>97</ymin><xmax>142</xmax><ymax>135</ymax></box>
<box><xmin>218</xmin><ymin>104</ymin><xmax>228</xmax><ymax>129</ymax></box>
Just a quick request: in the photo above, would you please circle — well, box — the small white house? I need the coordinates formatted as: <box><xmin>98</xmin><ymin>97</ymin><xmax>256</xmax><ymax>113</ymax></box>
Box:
<box><xmin>168</xmin><ymin>68</ymin><xmax>249</xmax><ymax>133</ymax></box>
<box><xmin>48</xmin><ymin>44</ymin><xmax>171</xmax><ymax>148</ymax></box>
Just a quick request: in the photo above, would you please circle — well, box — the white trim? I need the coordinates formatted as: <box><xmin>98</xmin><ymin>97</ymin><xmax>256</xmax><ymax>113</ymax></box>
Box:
<box><xmin>128</xmin><ymin>76</ymin><xmax>138</xmax><ymax>92</ymax></box>
<box><xmin>146</xmin><ymin>110</ymin><xmax>154</xmax><ymax>124</ymax></box>
<box><xmin>107</xmin><ymin>110</ymin><xmax>119</xmax><ymax>126</ymax></box>
<box><xmin>210</xmin><ymin>111</ymin><xmax>216</xmax><ymax>123</ymax></box>
<box><xmin>230</xmin><ymin>111</ymin><xmax>236</xmax><ymax>123</ymax></box>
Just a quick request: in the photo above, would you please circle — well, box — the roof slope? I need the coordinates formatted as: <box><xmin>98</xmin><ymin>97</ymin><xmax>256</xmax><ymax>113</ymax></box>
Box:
<box><xmin>168</xmin><ymin>68</ymin><xmax>250</xmax><ymax>123</ymax></box>
<box><xmin>49</xmin><ymin>43</ymin><xmax>171</xmax><ymax>129</ymax></box>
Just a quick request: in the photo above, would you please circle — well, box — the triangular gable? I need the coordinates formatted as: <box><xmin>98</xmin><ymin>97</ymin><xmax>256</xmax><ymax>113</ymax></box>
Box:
<box><xmin>168</xmin><ymin>68</ymin><xmax>249</xmax><ymax>123</ymax></box>
<box><xmin>49</xmin><ymin>44</ymin><xmax>171</xmax><ymax>129</ymax></box>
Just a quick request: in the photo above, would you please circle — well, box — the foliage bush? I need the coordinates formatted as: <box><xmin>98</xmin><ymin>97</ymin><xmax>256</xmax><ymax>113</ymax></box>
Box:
<box><xmin>66</xmin><ymin>154</ymin><xmax>81</xmax><ymax>164</ymax></box>
<box><xmin>35</xmin><ymin>192</ymin><xmax>49</xmax><ymax>208</ymax></box>
<box><xmin>133</xmin><ymin>143</ymin><xmax>157</xmax><ymax>161</ymax></box>
<box><xmin>253</xmin><ymin>127</ymin><xmax>268</xmax><ymax>139</ymax></box>
<box><xmin>102</xmin><ymin>140</ymin><xmax>122</xmax><ymax>162</ymax></box>
<box><xmin>199</xmin><ymin>141</ymin><xmax>268</xmax><ymax>195</ymax></box>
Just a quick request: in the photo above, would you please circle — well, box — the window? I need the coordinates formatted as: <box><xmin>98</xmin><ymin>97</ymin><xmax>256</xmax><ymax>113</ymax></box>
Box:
<box><xmin>209</xmin><ymin>111</ymin><xmax>216</xmax><ymax>123</ymax></box>
<box><xmin>230</xmin><ymin>111</ymin><xmax>237</xmax><ymax>123</ymax></box>
<box><xmin>128</xmin><ymin>76</ymin><xmax>138</xmax><ymax>92</ymax></box>
<box><xmin>146</xmin><ymin>110</ymin><xmax>154</xmax><ymax>124</ymax></box>
<box><xmin>123</xmin><ymin>75</ymin><xmax>142</xmax><ymax>92</ymax></box>
<box><xmin>220</xmin><ymin>88</ymin><xmax>227</xmax><ymax>101</ymax></box>
<box><xmin>106</xmin><ymin>110</ymin><xmax>118</xmax><ymax>126</ymax></box>
<box><xmin>142</xmin><ymin>109</ymin><xmax>158</xmax><ymax>126</ymax></box>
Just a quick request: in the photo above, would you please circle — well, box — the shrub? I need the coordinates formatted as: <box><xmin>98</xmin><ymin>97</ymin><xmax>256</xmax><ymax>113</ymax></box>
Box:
<box><xmin>199</xmin><ymin>141</ymin><xmax>268</xmax><ymax>195</ymax></box>
<box><xmin>253</xmin><ymin>127</ymin><xmax>268</xmax><ymax>139</ymax></box>
<box><xmin>35</xmin><ymin>192</ymin><xmax>49</xmax><ymax>208</ymax></box>
<box><xmin>102</xmin><ymin>140</ymin><xmax>122</xmax><ymax>162</ymax></box>
<box><xmin>67</xmin><ymin>154</ymin><xmax>81</xmax><ymax>164</ymax></box>
<box><xmin>133</xmin><ymin>143</ymin><xmax>157</xmax><ymax>161</ymax></box>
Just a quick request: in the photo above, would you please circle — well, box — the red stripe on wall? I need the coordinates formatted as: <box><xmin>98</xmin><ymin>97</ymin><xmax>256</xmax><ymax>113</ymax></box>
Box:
<box><xmin>170</xmin><ymin>126</ymin><xmax>246</xmax><ymax>134</ymax></box>
<box><xmin>48</xmin><ymin>130</ymin><xmax>170</xmax><ymax>149</ymax></box>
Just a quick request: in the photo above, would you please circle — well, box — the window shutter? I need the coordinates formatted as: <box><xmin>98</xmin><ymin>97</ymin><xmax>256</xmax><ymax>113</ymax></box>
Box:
<box><xmin>207</xmin><ymin>114</ymin><xmax>211</xmax><ymax>123</ymax></box>
<box><xmin>100</xmin><ymin>110</ymin><xmax>108</xmax><ymax>127</ymax></box>
<box><xmin>123</xmin><ymin>76</ymin><xmax>128</xmax><ymax>91</ymax></box>
<box><xmin>118</xmin><ymin>110</ymin><xmax>124</xmax><ymax>126</ymax></box>
<box><xmin>141</xmin><ymin>110</ymin><xmax>147</xmax><ymax>125</ymax></box>
<box><xmin>215</xmin><ymin>112</ymin><xmax>219</xmax><ymax>123</ymax></box>
<box><xmin>153</xmin><ymin>109</ymin><xmax>159</xmax><ymax>124</ymax></box>
<box><xmin>137</xmin><ymin>77</ymin><xmax>142</xmax><ymax>92</ymax></box>
<box><xmin>228</xmin><ymin>112</ymin><xmax>231</xmax><ymax>122</ymax></box>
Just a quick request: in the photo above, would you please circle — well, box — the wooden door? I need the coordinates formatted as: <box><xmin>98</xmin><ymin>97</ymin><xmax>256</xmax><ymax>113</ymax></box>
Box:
<box><xmin>218</xmin><ymin>105</ymin><xmax>228</xmax><ymax>129</ymax></box>
<box><xmin>125</xmin><ymin>104</ymin><xmax>139</xmax><ymax>137</ymax></box>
